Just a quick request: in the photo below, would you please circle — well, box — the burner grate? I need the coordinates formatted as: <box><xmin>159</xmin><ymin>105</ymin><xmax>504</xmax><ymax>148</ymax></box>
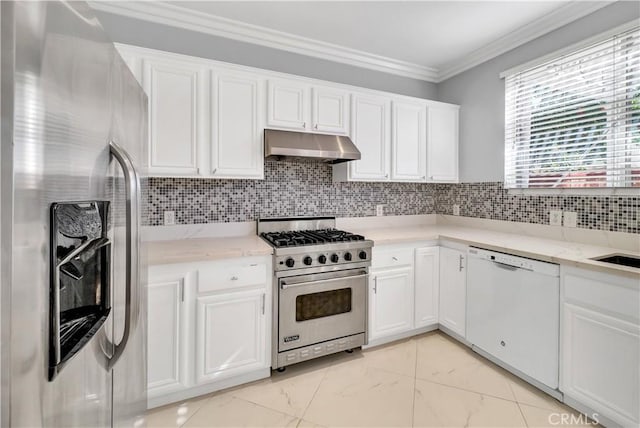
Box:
<box><xmin>261</xmin><ymin>228</ymin><xmax>365</xmax><ymax>248</ymax></box>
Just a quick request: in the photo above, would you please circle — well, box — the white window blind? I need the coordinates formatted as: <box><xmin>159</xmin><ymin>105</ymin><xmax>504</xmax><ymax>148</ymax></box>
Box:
<box><xmin>504</xmin><ymin>27</ymin><xmax>640</xmax><ymax>189</ymax></box>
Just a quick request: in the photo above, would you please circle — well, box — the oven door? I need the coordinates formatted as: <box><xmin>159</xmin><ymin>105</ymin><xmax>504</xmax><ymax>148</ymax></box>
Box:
<box><xmin>278</xmin><ymin>269</ymin><xmax>367</xmax><ymax>352</ymax></box>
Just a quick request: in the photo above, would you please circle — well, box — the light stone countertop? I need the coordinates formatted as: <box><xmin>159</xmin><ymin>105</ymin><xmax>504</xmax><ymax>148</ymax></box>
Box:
<box><xmin>347</xmin><ymin>224</ymin><xmax>640</xmax><ymax>278</ymax></box>
<box><xmin>147</xmin><ymin>235</ymin><xmax>272</xmax><ymax>265</ymax></box>
<box><xmin>146</xmin><ymin>219</ymin><xmax>639</xmax><ymax>278</ymax></box>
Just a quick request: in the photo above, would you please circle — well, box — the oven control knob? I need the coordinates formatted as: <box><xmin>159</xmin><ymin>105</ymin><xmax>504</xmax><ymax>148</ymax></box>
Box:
<box><xmin>358</xmin><ymin>251</ymin><xmax>367</xmax><ymax>260</ymax></box>
<box><xmin>318</xmin><ymin>254</ymin><xmax>327</xmax><ymax>264</ymax></box>
<box><xmin>285</xmin><ymin>258</ymin><xmax>295</xmax><ymax>268</ymax></box>
<box><xmin>330</xmin><ymin>254</ymin><xmax>339</xmax><ymax>263</ymax></box>
<box><xmin>303</xmin><ymin>256</ymin><xmax>313</xmax><ymax>266</ymax></box>
<box><xmin>343</xmin><ymin>252</ymin><xmax>352</xmax><ymax>261</ymax></box>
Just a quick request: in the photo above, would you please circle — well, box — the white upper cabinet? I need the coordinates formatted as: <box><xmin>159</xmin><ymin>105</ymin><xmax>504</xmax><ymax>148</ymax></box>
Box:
<box><xmin>116</xmin><ymin>44</ymin><xmax>459</xmax><ymax>182</ymax></box>
<box><xmin>142</xmin><ymin>56</ymin><xmax>207</xmax><ymax>176</ymax></box>
<box><xmin>211</xmin><ymin>70</ymin><xmax>264</xmax><ymax>179</ymax></box>
<box><xmin>427</xmin><ymin>104</ymin><xmax>459</xmax><ymax>182</ymax></box>
<box><xmin>392</xmin><ymin>101</ymin><xmax>427</xmax><ymax>181</ymax></box>
<box><xmin>267</xmin><ymin>79</ymin><xmax>311</xmax><ymax>131</ymax></box>
<box><xmin>311</xmin><ymin>86</ymin><xmax>350</xmax><ymax>134</ymax></box>
<box><xmin>267</xmin><ymin>80</ymin><xmax>350</xmax><ymax>135</ymax></box>
<box><xmin>348</xmin><ymin>93</ymin><xmax>391</xmax><ymax>181</ymax></box>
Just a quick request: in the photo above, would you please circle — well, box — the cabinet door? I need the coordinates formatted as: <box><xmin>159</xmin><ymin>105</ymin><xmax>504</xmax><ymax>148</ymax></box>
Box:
<box><xmin>350</xmin><ymin>94</ymin><xmax>391</xmax><ymax>181</ymax></box>
<box><xmin>117</xmin><ymin>48</ymin><xmax>142</xmax><ymax>83</ymax></box>
<box><xmin>427</xmin><ymin>105</ymin><xmax>458</xmax><ymax>182</ymax></box>
<box><xmin>562</xmin><ymin>303</ymin><xmax>639</xmax><ymax>427</ymax></box>
<box><xmin>439</xmin><ymin>247</ymin><xmax>466</xmax><ymax>337</ymax></box>
<box><xmin>142</xmin><ymin>57</ymin><xmax>207</xmax><ymax>176</ymax></box>
<box><xmin>369</xmin><ymin>267</ymin><xmax>413</xmax><ymax>340</ymax></box>
<box><xmin>267</xmin><ymin>80</ymin><xmax>310</xmax><ymax>131</ymax></box>
<box><xmin>147</xmin><ymin>275</ymin><xmax>186</xmax><ymax>396</ymax></box>
<box><xmin>312</xmin><ymin>87</ymin><xmax>350</xmax><ymax>134</ymax></box>
<box><xmin>392</xmin><ymin>101</ymin><xmax>427</xmax><ymax>181</ymax></box>
<box><xmin>211</xmin><ymin>71</ymin><xmax>264</xmax><ymax>179</ymax></box>
<box><xmin>195</xmin><ymin>290</ymin><xmax>267</xmax><ymax>384</ymax></box>
<box><xmin>414</xmin><ymin>247</ymin><xmax>439</xmax><ymax>328</ymax></box>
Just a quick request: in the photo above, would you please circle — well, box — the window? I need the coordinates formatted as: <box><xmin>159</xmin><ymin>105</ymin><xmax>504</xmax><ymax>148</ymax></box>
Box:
<box><xmin>504</xmin><ymin>27</ymin><xmax>640</xmax><ymax>188</ymax></box>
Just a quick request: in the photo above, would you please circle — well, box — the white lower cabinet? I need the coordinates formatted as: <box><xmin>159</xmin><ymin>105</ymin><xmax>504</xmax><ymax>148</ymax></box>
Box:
<box><xmin>369</xmin><ymin>267</ymin><xmax>414</xmax><ymax>341</ymax></box>
<box><xmin>414</xmin><ymin>247</ymin><xmax>439</xmax><ymax>328</ymax></box>
<box><xmin>146</xmin><ymin>257</ymin><xmax>271</xmax><ymax>408</ymax></box>
<box><xmin>195</xmin><ymin>290</ymin><xmax>267</xmax><ymax>384</ymax></box>
<box><xmin>368</xmin><ymin>244</ymin><xmax>440</xmax><ymax>345</ymax></box>
<box><xmin>438</xmin><ymin>245</ymin><xmax>466</xmax><ymax>338</ymax></box>
<box><xmin>561</xmin><ymin>266</ymin><xmax>639</xmax><ymax>427</ymax></box>
<box><xmin>147</xmin><ymin>268</ymin><xmax>191</xmax><ymax>397</ymax></box>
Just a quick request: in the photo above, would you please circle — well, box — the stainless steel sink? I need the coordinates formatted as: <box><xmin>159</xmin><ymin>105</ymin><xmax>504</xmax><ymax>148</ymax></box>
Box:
<box><xmin>591</xmin><ymin>254</ymin><xmax>640</xmax><ymax>269</ymax></box>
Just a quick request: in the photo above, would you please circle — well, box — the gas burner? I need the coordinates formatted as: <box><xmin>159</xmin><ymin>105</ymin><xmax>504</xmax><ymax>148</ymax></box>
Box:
<box><xmin>261</xmin><ymin>229</ymin><xmax>365</xmax><ymax>248</ymax></box>
<box><xmin>257</xmin><ymin>217</ymin><xmax>373</xmax><ymax>272</ymax></box>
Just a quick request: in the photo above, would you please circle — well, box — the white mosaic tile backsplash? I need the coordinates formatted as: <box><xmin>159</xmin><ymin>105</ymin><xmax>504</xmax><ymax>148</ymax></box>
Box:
<box><xmin>147</xmin><ymin>160</ymin><xmax>639</xmax><ymax>234</ymax></box>
<box><xmin>148</xmin><ymin>160</ymin><xmax>437</xmax><ymax>225</ymax></box>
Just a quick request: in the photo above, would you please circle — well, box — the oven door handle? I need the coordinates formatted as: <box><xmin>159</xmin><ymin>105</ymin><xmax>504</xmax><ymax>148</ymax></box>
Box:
<box><xmin>280</xmin><ymin>273</ymin><xmax>368</xmax><ymax>290</ymax></box>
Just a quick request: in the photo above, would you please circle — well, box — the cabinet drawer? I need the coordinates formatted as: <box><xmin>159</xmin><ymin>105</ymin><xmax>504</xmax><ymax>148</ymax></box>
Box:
<box><xmin>198</xmin><ymin>262</ymin><xmax>268</xmax><ymax>294</ymax></box>
<box><xmin>563</xmin><ymin>266</ymin><xmax>639</xmax><ymax>322</ymax></box>
<box><xmin>372</xmin><ymin>247</ymin><xmax>414</xmax><ymax>269</ymax></box>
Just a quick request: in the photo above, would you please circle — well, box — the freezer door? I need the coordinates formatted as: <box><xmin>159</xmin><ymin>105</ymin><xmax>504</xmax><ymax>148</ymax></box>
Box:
<box><xmin>2</xmin><ymin>1</ymin><xmax>148</xmax><ymax>426</ymax></box>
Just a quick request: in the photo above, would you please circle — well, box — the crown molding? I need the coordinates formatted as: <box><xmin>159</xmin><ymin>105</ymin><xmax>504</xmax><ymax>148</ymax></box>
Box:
<box><xmin>435</xmin><ymin>0</ymin><xmax>615</xmax><ymax>82</ymax></box>
<box><xmin>89</xmin><ymin>1</ymin><xmax>439</xmax><ymax>82</ymax></box>
<box><xmin>91</xmin><ymin>0</ymin><xmax>616</xmax><ymax>84</ymax></box>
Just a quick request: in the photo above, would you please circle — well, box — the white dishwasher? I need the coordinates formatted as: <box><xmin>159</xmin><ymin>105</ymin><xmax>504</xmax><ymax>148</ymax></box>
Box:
<box><xmin>467</xmin><ymin>247</ymin><xmax>560</xmax><ymax>389</ymax></box>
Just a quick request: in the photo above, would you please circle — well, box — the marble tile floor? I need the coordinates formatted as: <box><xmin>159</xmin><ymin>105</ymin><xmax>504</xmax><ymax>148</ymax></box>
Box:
<box><xmin>146</xmin><ymin>332</ymin><xmax>597</xmax><ymax>428</ymax></box>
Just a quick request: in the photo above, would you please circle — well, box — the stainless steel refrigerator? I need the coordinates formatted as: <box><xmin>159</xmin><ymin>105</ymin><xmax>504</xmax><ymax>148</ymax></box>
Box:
<box><xmin>0</xmin><ymin>1</ymin><xmax>148</xmax><ymax>426</ymax></box>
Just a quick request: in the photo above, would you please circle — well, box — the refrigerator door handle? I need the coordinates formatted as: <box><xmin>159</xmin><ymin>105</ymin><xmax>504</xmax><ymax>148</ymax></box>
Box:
<box><xmin>108</xmin><ymin>141</ymin><xmax>140</xmax><ymax>370</ymax></box>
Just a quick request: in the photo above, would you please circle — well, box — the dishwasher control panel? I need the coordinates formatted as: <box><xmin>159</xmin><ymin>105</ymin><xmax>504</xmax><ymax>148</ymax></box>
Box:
<box><xmin>468</xmin><ymin>247</ymin><xmax>559</xmax><ymax>275</ymax></box>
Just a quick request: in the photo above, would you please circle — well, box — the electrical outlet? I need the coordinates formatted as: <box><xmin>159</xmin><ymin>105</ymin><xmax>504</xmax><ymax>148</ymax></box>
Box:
<box><xmin>563</xmin><ymin>211</ymin><xmax>577</xmax><ymax>228</ymax></box>
<box><xmin>549</xmin><ymin>210</ymin><xmax>562</xmax><ymax>226</ymax></box>
<box><xmin>452</xmin><ymin>204</ymin><xmax>460</xmax><ymax>216</ymax></box>
<box><xmin>376</xmin><ymin>205</ymin><xmax>385</xmax><ymax>216</ymax></box>
<box><xmin>164</xmin><ymin>211</ymin><xmax>176</xmax><ymax>225</ymax></box>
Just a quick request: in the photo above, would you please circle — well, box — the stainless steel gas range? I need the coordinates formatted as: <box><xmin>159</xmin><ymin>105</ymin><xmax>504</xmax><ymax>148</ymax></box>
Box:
<box><xmin>258</xmin><ymin>217</ymin><xmax>373</xmax><ymax>371</ymax></box>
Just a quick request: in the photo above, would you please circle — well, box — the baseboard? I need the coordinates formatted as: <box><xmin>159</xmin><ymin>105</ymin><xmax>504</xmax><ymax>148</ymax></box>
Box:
<box><xmin>147</xmin><ymin>368</ymin><xmax>270</xmax><ymax>409</ymax></box>
<box><xmin>562</xmin><ymin>396</ymin><xmax>623</xmax><ymax>428</ymax></box>
<box><xmin>437</xmin><ymin>324</ymin><xmax>472</xmax><ymax>346</ymax></box>
<box><xmin>363</xmin><ymin>324</ymin><xmax>438</xmax><ymax>349</ymax></box>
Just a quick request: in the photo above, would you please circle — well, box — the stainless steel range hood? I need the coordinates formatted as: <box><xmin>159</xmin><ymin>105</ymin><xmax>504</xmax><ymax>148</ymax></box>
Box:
<box><xmin>264</xmin><ymin>129</ymin><xmax>360</xmax><ymax>164</ymax></box>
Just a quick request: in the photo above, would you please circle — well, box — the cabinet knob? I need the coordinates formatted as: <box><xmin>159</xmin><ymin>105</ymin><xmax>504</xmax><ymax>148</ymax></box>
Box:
<box><xmin>302</xmin><ymin>122</ymin><xmax>306</xmax><ymax>129</ymax></box>
<box><xmin>392</xmin><ymin>256</ymin><xmax>398</xmax><ymax>261</ymax></box>
<box><xmin>212</xmin><ymin>168</ymin><xmax>217</xmax><ymax>174</ymax></box>
<box><xmin>230</xmin><ymin>276</ymin><xmax>238</xmax><ymax>281</ymax></box>
<box><xmin>314</xmin><ymin>124</ymin><xmax>318</xmax><ymax>130</ymax></box>
<box><xmin>385</xmin><ymin>174</ymin><xmax>389</xmax><ymax>178</ymax></box>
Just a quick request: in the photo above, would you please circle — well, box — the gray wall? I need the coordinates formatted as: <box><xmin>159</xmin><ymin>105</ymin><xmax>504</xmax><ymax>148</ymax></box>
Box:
<box><xmin>95</xmin><ymin>11</ymin><xmax>437</xmax><ymax>99</ymax></box>
<box><xmin>437</xmin><ymin>1</ymin><xmax>640</xmax><ymax>183</ymax></box>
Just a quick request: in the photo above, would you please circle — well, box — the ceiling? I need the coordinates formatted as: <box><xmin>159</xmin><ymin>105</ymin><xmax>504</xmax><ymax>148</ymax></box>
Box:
<box><xmin>92</xmin><ymin>1</ymin><xmax>614</xmax><ymax>82</ymax></box>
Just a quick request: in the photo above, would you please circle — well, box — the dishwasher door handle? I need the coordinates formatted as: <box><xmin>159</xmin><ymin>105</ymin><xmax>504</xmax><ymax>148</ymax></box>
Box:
<box><xmin>492</xmin><ymin>261</ymin><xmax>521</xmax><ymax>271</ymax></box>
